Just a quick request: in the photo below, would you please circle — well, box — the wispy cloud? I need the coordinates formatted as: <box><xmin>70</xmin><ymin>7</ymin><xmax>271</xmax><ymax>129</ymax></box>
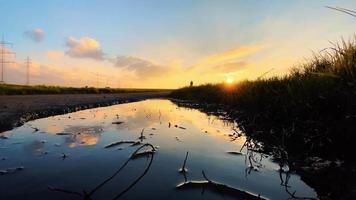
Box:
<box><xmin>65</xmin><ymin>36</ymin><xmax>104</xmax><ymax>60</ymax></box>
<box><xmin>24</xmin><ymin>28</ymin><xmax>44</xmax><ymax>42</ymax></box>
<box><xmin>210</xmin><ymin>61</ymin><xmax>247</xmax><ymax>74</ymax></box>
<box><xmin>190</xmin><ymin>45</ymin><xmax>264</xmax><ymax>70</ymax></box>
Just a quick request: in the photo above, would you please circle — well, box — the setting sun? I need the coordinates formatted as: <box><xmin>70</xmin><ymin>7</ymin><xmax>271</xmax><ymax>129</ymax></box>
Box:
<box><xmin>226</xmin><ymin>77</ymin><xmax>234</xmax><ymax>84</ymax></box>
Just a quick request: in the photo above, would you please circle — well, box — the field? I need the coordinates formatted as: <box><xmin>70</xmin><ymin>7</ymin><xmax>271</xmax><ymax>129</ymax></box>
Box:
<box><xmin>0</xmin><ymin>84</ymin><xmax>171</xmax><ymax>95</ymax></box>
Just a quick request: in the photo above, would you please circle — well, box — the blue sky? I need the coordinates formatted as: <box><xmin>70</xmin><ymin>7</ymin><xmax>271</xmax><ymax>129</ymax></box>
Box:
<box><xmin>0</xmin><ymin>0</ymin><xmax>355</xmax><ymax>88</ymax></box>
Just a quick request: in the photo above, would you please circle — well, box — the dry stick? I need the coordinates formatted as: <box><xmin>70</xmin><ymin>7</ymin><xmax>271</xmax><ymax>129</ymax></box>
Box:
<box><xmin>111</xmin><ymin>145</ymin><xmax>154</xmax><ymax>200</ymax></box>
<box><xmin>179</xmin><ymin>151</ymin><xmax>189</xmax><ymax>173</ymax></box>
<box><xmin>89</xmin><ymin>143</ymin><xmax>155</xmax><ymax>197</ymax></box>
<box><xmin>138</xmin><ymin>128</ymin><xmax>145</xmax><ymax>141</ymax></box>
<box><xmin>49</xmin><ymin>144</ymin><xmax>155</xmax><ymax>200</ymax></box>
<box><xmin>105</xmin><ymin>140</ymin><xmax>137</xmax><ymax>148</ymax></box>
<box><xmin>47</xmin><ymin>186</ymin><xmax>84</xmax><ymax>197</ymax></box>
<box><xmin>176</xmin><ymin>170</ymin><xmax>266</xmax><ymax>200</ymax></box>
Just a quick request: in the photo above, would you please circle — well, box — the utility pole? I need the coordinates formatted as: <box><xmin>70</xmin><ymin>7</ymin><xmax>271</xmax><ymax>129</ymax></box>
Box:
<box><xmin>0</xmin><ymin>36</ymin><xmax>15</xmax><ymax>83</ymax></box>
<box><xmin>25</xmin><ymin>56</ymin><xmax>31</xmax><ymax>85</ymax></box>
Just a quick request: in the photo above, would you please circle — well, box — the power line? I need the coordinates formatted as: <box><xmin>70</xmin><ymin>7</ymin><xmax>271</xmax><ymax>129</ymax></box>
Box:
<box><xmin>0</xmin><ymin>36</ymin><xmax>16</xmax><ymax>83</ymax></box>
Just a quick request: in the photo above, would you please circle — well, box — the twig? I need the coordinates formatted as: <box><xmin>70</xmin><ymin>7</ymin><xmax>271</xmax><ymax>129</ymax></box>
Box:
<box><xmin>179</xmin><ymin>152</ymin><xmax>189</xmax><ymax>173</ymax></box>
<box><xmin>176</xmin><ymin>170</ymin><xmax>266</xmax><ymax>200</ymax></box>
<box><xmin>105</xmin><ymin>140</ymin><xmax>138</xmax><ymax>148</ymax></box>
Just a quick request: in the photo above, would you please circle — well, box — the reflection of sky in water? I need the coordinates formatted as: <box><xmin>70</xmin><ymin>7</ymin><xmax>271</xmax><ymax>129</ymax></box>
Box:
<box><xmin>0</xmin><ymin>100</ymin><xmax>317</xmax><ymax>200</ymax></box>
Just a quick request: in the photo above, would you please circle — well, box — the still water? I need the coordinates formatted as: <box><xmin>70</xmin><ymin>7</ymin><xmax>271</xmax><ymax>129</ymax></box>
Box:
<box><xmin>0</xmin><ymin>99</ymin><xmax>317</xmax><ymax>200</ymax></box>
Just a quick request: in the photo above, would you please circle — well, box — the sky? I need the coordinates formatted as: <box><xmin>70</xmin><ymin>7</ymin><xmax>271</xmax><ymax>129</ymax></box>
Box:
<box><xmin>0</xmin><ymin>0</ymin><xmax>355</xmax><ymax>88</ymax></box>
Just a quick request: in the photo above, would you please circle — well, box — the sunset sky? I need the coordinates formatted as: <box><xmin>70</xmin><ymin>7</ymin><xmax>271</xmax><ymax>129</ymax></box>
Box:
<box><xmin>1</xmin><ymin>0</ymin><xmax>355</xmax><ymax>88</ymax></box>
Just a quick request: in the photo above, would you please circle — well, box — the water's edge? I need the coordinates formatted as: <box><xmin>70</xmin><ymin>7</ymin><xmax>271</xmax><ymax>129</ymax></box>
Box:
<box><xmin>0</xmin><ymin>93</ymin><xmax>169</xmax><ymax>133</ymax></box>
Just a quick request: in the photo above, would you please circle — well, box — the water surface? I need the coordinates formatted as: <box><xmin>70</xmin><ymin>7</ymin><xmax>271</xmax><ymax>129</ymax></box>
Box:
<box><xmin>0</xmin><ymin>99</ymin><xmax>317</xmax><ymax>200</ymax></box>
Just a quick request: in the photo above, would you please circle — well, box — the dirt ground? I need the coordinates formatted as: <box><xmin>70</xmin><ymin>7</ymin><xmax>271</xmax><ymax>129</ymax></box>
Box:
<box><xmin>0</xmin><ymin>92</ymin><xmax>170</xmax><ymax>132</ymax></box>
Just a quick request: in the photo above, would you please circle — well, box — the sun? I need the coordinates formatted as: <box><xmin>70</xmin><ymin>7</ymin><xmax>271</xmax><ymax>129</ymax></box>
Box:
<box><xmin>226</xmin><ymin>77</ymin><xmax>234</xmax><ymax>84</ymax></box>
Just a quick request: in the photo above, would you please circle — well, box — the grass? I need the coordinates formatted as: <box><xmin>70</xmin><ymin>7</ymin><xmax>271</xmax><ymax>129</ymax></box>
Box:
<box><xmin>171</xmin><ymin>39</ymin><xmax>356</xmax><ymax>161</ymax></box>
<box><xmin>0</xmin><ymin>84</ymin><xmax>171</xmax><ymax>95</ymax></box>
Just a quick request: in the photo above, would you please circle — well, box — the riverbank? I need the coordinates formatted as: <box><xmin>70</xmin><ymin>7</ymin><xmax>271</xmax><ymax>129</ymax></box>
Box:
<box><xmin>0</xmin><ymin>92</ymin><xmax>170</xmax><ymax>133</ymax></box>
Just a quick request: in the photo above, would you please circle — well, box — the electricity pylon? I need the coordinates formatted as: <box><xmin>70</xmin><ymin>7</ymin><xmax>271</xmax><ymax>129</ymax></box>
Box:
<box><xmin>0</xmin><ymin>36</ymin><xmax>16</xmax><ymax>83</ymax></box>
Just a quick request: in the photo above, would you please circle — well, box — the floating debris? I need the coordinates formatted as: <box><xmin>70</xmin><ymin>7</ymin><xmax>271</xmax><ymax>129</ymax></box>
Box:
<box><xmin>56</xmin><ymin>132</ymin><xmax>73</xmax><ymax>136</ymax></box>
<box><xmin>31</xmin><ymin>127</ymin><xmax>39</xmax><ymax>132</ymax></box>
<box><xmin>62</xmin><ymin>153</ymin><xmax>67</xmax><ymax>160</ymax></box>
<box><xmin>138</xmin><ymin>128</ymin><xmax>146</xmax><ymax>141</ymax></box>
<box><xmin>179</xmin><ymin>152</ymin><xmax>189</xmax><ymax>173</ymax></box>
<box><xmin>226</xmin><ymin>151</ymin><xmax>244</xmax><ymax>155</ymax></box>
<box><xmin>131</xmin><ymin>145</ymin><xmax>156</xmax><ymax>159</ymax></box>
<box><xmin>175</xmin><ymin>136</ymin><xmax>182</xmax><ymax>142</ymax></box>
<box><xmin>131</xmin><ymin>141</ymin><xmax>142</xmax><ymax>146</ymax></box>
<box><xmin>54</xmin><ymin>143</ymin><xmax>61</xmax><ymax>147</ymax></box>
<box><xmin>0</xmin><ymin>166</ymin><xmax>24</xmax><ymax>175</ymax></box>
<box><xmin>176</xmin><ymin>171</ymin><xmax>266</xmax><ymax>200</ymax></box>
<box><xmin>151</xmin><ymin>127</ymin><xmax>156</xmax><ymax>130</ymax></box>
<box><xmin>178</xmin><ymin>126</ymin><xmax>186</xmax><ymax>130</ymax></box>
<box><xmin>0</xmin><ymin>135</ymin><xmax>8</xmax><ymax>139</ymax></box>
<box><xmin>50</xmin><ymin>143</ymin><xmax>156</xmax><ymax>199</ymax></box>
<box><xmin>112</xmin><ymin>121</ymin><xmax>124</xmax><ymax>125</ymax></box>
<box><xmin>105</xmin><ymin>140</ymin><xmax>138</xmax><ymax>148</ymax></box>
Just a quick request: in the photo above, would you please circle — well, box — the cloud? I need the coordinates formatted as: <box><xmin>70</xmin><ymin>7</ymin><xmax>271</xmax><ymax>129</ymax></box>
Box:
<box><xmin>210</xmin><ymin>61</ymin><xmax>247</xmax><ymax>74</ymax></box>
<box><xmin>24</xmin><ymin>28</ymin><xmax>44</xmax><ymax>42</ymax></box>
<box><xmin>65</xmin><ymin>36</ymin><xmax>104</xmax><ymax>60</ymax></box>
<box><xmin>47</xmin><ymin>50</ymin><xmax>64</xmax><ymax>59</ymax></box>
<box><xmin>112</xmin><ymin>55</ymin><xmax>168</xmax><ymax>78</ymax></box>
<box><xmin>191</xmin><ymin>44</ymin><xmax>264</xmax><ymax>70</ymax></box>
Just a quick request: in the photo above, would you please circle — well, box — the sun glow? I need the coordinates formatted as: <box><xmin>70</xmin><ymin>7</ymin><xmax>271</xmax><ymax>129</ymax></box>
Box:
<box><xmin>226</xmin><ymin>77</ymin><xmax>234</xmax><ymax>84</ymax></box>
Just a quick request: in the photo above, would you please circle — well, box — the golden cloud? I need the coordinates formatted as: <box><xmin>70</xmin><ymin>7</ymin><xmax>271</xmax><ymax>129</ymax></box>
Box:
<box><xmin>191</xmin><ymin>44</ymin><xmax>264</xmax><ymax>70</ymax></box>
<box><xmin>65</xmin><ymin>36</ymin><xmax>104</xmax><ymax>60</ymax></box>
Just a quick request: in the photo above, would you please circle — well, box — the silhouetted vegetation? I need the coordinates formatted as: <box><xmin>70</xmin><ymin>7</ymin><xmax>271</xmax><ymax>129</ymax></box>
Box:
<box><xmin>171</xmin><ymin>39</ymin><xmax>356</xmax><ymax>199</ymax></box>
<box><xmin>0</xmin><ymin>84</ymin><xmax>171</xmax><ymax>95</ymax></box>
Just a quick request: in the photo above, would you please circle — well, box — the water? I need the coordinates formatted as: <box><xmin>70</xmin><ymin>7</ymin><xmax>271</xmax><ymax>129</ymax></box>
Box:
<box><xmin>0</xmin><ymin>99</ymin><xmax>317</xmax><ymax>200</ymax></box>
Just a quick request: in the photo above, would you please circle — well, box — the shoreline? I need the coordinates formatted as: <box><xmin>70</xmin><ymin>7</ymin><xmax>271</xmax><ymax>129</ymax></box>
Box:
<box><xmin>171</xmin><ymin>99</ymin><xmax>356</xmax><ymax>200</ymax></box>
<box><xmin>0</xmin><ymin>92</ymin><xmax>170</xmax><ymax>133</ymax></box>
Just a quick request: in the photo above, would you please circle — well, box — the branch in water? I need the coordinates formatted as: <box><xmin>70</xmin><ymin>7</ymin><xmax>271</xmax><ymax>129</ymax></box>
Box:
<box><xmin>176</xmin><ymin>170</ymin><xmax>267</xmax><ymax>200</ymax></box>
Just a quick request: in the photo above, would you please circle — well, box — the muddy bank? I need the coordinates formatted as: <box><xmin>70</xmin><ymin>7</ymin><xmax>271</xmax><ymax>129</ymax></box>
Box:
<box><xmin>0</xmin><ymin>92</ymin><xmax>170</xmax><ymax>133</ymax></box>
